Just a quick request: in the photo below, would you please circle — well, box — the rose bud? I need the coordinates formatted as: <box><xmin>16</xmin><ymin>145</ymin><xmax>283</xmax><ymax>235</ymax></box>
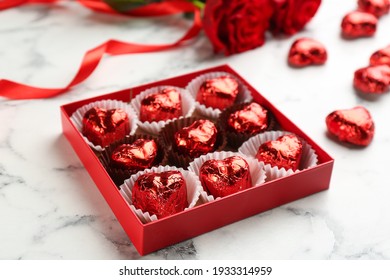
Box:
<box><xmin>203</xmin><ymin>0</ymin><xmax>274</xmax><ymax>55</ymax></box>
<box><xmin>270</xmin><ymin>0</ymin><xmax>322</xmax><ymax>35</ymax></box>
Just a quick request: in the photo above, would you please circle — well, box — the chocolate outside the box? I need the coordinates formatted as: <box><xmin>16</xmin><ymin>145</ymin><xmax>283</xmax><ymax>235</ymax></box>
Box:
<box><xmin>199</xmin><ymin>155</ymin><xmax>252</xmax><ymax>198</ymax></box>
<box><xmin>159</xmin><ymin>117</ymin><xmax>227</xmax><ymax>168</ymax></box>
<box><xmin>354</xmin><ymin>65</ymin><xmax>390</xmax><ymax>94</ymax></box>
<box><xmin>341</xmin><ymin>11</ymin><xmax>377</xmax><ymax>38</ymax></box>
<box><xmin>326</xmin><ymin>106</ymin><xmax>375</xmax><ymax>146</ymax></box>
<box><xmin>82</xmin><ymin>107</ymin><xmax>130</xmax><ymax>148</ymax></box>
<box><xmin>218</xmin><ymin>102</ymin><xmax>277</xmax><ymax>149</ymax></box>
<box><xmin>99</xmin><ymin>134</ymin><xmax>167</xmax><ymax>187</ymax></box>
<box><xmin>132</xmin><ymin>170</ymin><xmax>187</xmax><ymax>219</ymax></box>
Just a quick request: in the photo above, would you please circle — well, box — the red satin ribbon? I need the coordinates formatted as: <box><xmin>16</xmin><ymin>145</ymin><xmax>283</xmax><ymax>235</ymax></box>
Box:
<box><xmin>0</xmin><ymin>0</ymin><xmax>202</xmax><ymax>99</ymax></box>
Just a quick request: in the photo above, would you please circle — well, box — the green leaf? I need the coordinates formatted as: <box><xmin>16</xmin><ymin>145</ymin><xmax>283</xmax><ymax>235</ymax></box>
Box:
<box><xmin>104</xmin><ymin>0</ymin><xmax>160</xmax><ymax>13</ymax></box>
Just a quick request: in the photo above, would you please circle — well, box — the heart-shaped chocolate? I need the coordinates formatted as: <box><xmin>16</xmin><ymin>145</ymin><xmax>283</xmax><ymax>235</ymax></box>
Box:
<box><xmin>256</xmin><ymin>134</ymin><xmax>303</xmax><ymax>171</ymax></box>
<box><xmin>196</xmin><ymin>76</ymin><xmax>239</xmax><ymax>110</ymax></box>
<box><xmin>341</xmin><ymin>11</ymin><xmax>377</xmax><ymax>38</ymax></box>
<box><xmin>358</xmin><ymin>0</ymin><xmax>390</xmax><ymax>18</ymax></box>
<box><xmin>227</xmin><ymin>102</ymin><xmax>269</xmax><ymax>134</ymax></box>
<box><xmin>326</xmin><ymin>106</ymin><xmax>375</xmax><ymax>146</ymax></box>
<box><xmin>132</xmin><ymin>170</ymin><xmax>187</xmax><ymax>219</ymax></box>
<box><xmin>199</xmin><ymin>156</ymin><xmax>252</xmax><ymax>198</ymax></box>
<box><xmin>288</xmin><ymin>38</ymin><xmax>327</xmax><ymax>67</ymax></box>
<box><xmin>140</xmin><ymin>87</ymin><xmax>182</xmax><ymax>122</ymax></box>
<box><xmin>174</xmin><ymin>119</ymin><xmax>217</xmax><ymax>158</ymax></box>
<box><xmin>111</xmin><ymin>139</ymin><xmax>158</xmax><ymax>171</ymax></box>
<box><xmin>354</xmin><ymin>65</ymin><xmax>390</xmax><ymax>94</ymax></box>
<box><xmin>82</xmin><ymin>107</ymin><xmax>130</xmax><ymax>147</ymax></box>
<box><xmin>370</xmin><ymin>45</ymin><xmax>390</xmax><ymax>67</ymax></box>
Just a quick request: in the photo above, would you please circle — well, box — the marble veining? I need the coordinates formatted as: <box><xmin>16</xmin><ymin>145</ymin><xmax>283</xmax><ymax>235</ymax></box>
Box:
<box><xmin>1</xmin><ymin>0</ymin><xmax>390</xmax><ymax>259</ymax></box>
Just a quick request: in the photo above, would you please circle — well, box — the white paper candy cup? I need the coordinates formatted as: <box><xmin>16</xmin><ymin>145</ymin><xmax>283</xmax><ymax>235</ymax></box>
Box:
<box><xmin>186</xmin><ymin>71</ymin><xmax>253</xmax><ymax>119</ymax></box>
<box><xmin>70</xmin><ymin>99</ymin><xmax>138</xmax><ymax>152</ymax></box>
<box><xmin>238</xmin><ymin>130</ymin><xmax>319</xmax><ymax>180</ymax></box>
<box><xmin>130</xmin><ymin>86</ymin><xmax>195</xmax><ymax>135</ymax></box>
<box><xmin>119</xmin><ymin>165</ymin><xmax>203</xmax><ymax>224</ymax></box>
<box><xmin>188</xmin><ymin>151</ymin><xmax>267</xmax><ymax>203</ymax></box>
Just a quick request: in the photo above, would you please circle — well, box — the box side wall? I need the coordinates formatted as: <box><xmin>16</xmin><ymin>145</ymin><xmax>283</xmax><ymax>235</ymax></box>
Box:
<box><xmin>60</xmin><ymin>107</ymin><xmax>145</xmax><ymax>252</ymax></box>
<box><xmin>142</xmin><ymin>161</ymin><xmax>333</xmax><ymax>255</ymax></box>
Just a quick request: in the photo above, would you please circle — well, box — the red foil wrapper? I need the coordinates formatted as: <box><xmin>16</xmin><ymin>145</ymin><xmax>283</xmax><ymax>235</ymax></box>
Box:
<box><xmin>370</xmin><ymin>45</ymin><xmax>390</xmax><ymax>67</ymax></box>
<box><xmin>270</xmin><ymin>0</ymin><xmax>322</xmax><ymax>35</ymax></box>
<box><xmin>256</xmin><ymin>134</ymin><xmax>303</xmax><ymax>171</ymax></box>
<box><xmin>354</xmin><ymin>65</ymin><xmax>390</xmax><ymax>94</ymax></box>
<box><xmin>341</xmin><ymin>11</ymin><xmax>377</xmax><ymax>38</ymax></box>
<box><xmin>111</xmin><ymin>139</ymin><xmax>158</xmax><ymax>171</ymax></box>
<box><xmin>288</xmin><ymin>38</ymin><xmax>327</xmax><ymax>67</ymax></box>
<box><xmin>140</xmin><ymin>87</ymin><xmax>182</xmax><ymax>122</ymax></box>
<box><xmin>358</xmin><ymin>0</ymin><xmax>390</xmax><ymax>18</ymax></box>
<box><xmin>174</xmin><ymin>119</ymin><xmax>217</xmax><ymax>158</ymax></box>
<box><xmin>227</xmin><ymin>102</ymin><xmax>269</xmax><ymax>134</ymax></box>
<box><xmin>326</xmin><ymin>106</ymin><xmax>375</xmax><ymax>146</ymax></box>
<box><xmin>199</xmin><ymin>156</ymin><xmax>252</xmax><ymax>198</ymax></box>
<box><xmin>196</xmin><ymin>76</ymin><xmax>239</xmax><ymax>110</ymax></box>
<box><xmin>82</xmin><ymin>107</ymin><xmax>130</xmax><ymax>147</ymax></box>
<box><xmin>132</xmin><ymin>171</ymin><xmax>187</xmax><ymax>219</ymax></box>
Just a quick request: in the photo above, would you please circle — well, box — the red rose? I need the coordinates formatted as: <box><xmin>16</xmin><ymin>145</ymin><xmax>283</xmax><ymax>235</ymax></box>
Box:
<box><xmin>270</xmin><ymin>0</ymin><xmax>321</xmax><ymax>35</ymax></box>
<box><xmin>203</xmin><ymin>0</ymin><xmax>274</xmax><ymax>55</ymax></box>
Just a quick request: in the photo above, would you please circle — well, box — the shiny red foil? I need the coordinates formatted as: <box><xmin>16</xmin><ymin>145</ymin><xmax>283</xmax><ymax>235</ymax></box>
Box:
<box><xmin>111</xmin><ymin>139</ymin><xmax>158</xmax><ymax>171</ymax></box>
<box><xmin>140</xmin><ymin>87</ymin><xmax>182</xmax><ymax>122</ymax></box>
<box><xmin>199</xmin><ymin>156</ymin><xmax>252</xmax><ymax>198</ymax></box>
<box><xmin>270</xmin><ymin>0</ymin><xmax>322</xmax><ymax>35</ymax></box>
<box><xmin>132</xmin><ymin>171</ymin><xmax>187</xmax><ymax>219</ymax></box>
<box><xmin>370</xmin><ymin>45</ymin><xmax>390</xmax><ymax>66</ymax></box>
<box><xmin>288</xmin><ymin>38</ymin><xmax>327</xmax><ymax>67</ymax></box>
<box><xmin>82</xmin><ymin>107</ymin><xmax>130</xmax><ymax>147</ymax></box>
<box><xmin>256</xmin><ymin>134</ymin><xmax>303</xmax><ymax>171</ymax></box>
<box><xmin>354</xmin><ymin>65</ymin><xmax>390</xmax><ymax>94</ymax></box>
<box><xmin>196</xmin><ymin>76</ymin><xmax>239</xmax><ymax>110</ymax></box>
<box><xmin>174</xmin><ymin>119</ymin><xmax>217</xmax><ymax>158</ymax></box>
<box><xmin>326</xmin><ymin>106</ymin><xmax>375</xmax><ymax>146</ymax></box>
<box><xmin>358</xmin><ymin>0</ymin><xmax>390</xmax><ymax>17</ymax></box>
<box><xmin>227</xmin><ymin>102</ymin><xmax>269</xmax><ymax>134</ymax></box>
<box><xmin>341</xmin><ymin>11</ymin><xmax>377</xmax><ymax>38</ymax></box>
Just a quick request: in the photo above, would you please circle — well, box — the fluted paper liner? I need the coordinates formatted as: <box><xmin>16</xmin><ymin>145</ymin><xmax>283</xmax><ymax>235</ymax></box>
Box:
<box><xmin>238</xmin><ymin>130</ymin><xmax>319</xmax><ymax>180</ymax></box>
<box><xmin>70</xmin><ymin>99</ymin><xmax>138</xmax><ymax>151</ymax></box>
<box><xmin>130</xmin><ymin>86</ymin><xmax>195</xmax><ymax>135</ymax></box>
<box><xmin>99</xmin><ymin>134</ymin><xmax>167</xmax><ymax>187</ymax></box>
<box><xmin>186</xmin><ymin>71</ymin><xmax>253</xmax><ymax>119</ymax></box>
<box><xmin>188</xmin><ymin>151</ymin><xmax>267</xmax><ymax>203</ymax></box>
<box><xmin>119</xmin><ymin>165</ymin><xmax>203</xmax><ymax>224</ymax></box>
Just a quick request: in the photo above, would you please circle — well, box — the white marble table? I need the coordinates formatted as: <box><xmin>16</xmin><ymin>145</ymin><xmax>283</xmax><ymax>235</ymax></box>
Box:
<box><xmin>1</xmin><ymin>0</ymin><xmax>390</xmax><ymax>260</ymax></box>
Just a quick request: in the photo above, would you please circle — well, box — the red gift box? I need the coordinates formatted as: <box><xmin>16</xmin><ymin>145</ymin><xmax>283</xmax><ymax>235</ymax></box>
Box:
<box><xmin>60</xmin><ymin>65</ymin><xmax>334</xmax><ymax>256</ymax></box>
